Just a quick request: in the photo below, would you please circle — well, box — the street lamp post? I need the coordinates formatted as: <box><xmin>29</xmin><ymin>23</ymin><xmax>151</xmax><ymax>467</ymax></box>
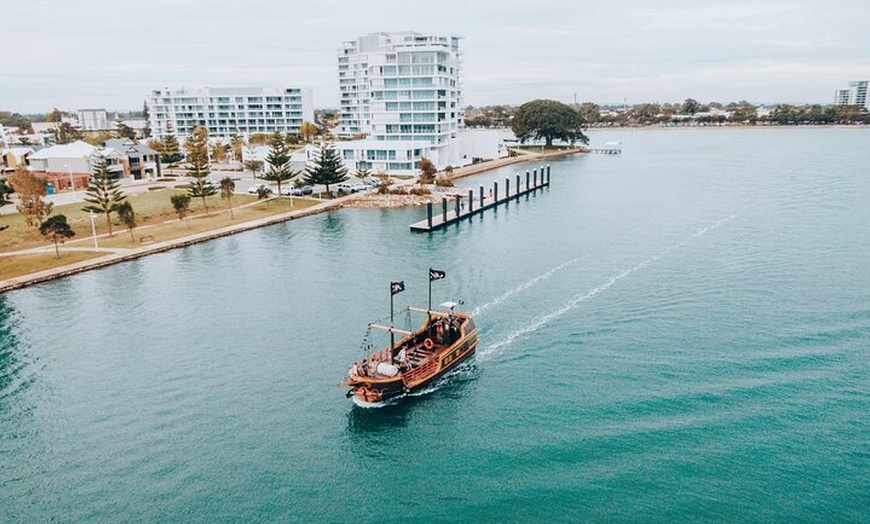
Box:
<box><xmin>90</xmin><ymin>211</ymin><xmax>99</xmax><ymax>251</ymax></box>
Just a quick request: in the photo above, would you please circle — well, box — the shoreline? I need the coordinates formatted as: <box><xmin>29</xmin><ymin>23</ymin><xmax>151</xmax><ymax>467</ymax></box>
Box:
<box><xmin>0</xmin><ymin>151</ymin><xmax>581</xmax><ymax>293</ymax></box>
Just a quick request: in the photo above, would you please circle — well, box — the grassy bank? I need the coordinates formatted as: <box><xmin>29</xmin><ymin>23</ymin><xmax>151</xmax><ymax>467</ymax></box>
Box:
<box><xmin>0</xmin><ymin>189</ymin><xmax>320</xmax><ymax>281</ymax></box>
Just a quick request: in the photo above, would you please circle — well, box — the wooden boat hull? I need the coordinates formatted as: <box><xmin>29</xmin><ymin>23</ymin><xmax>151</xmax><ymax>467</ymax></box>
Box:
<box><xmin>342</xmin><ymin>312</ymin><xmax>478</xmax><ymax>404</ymax></box>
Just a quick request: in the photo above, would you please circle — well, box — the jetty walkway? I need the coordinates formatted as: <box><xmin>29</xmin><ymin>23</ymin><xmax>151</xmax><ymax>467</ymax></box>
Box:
<box><xmin>411</xmin><ymin>166</ymin><xmax>551</xmax><ymax>232</ymax></box>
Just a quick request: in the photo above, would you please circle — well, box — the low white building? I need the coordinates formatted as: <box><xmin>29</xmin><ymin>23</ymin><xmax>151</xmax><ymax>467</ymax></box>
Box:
<box><xmin>147</xmin><ymin>86</ymin><xmax>314</xmax><ymax>140</ymax></box>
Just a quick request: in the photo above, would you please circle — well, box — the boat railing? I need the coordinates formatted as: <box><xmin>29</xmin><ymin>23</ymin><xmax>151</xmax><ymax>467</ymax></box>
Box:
<box><xmin>403</xmin><ymin>359</ymin><xmax>437</xmax><ymax>386</ymax></box>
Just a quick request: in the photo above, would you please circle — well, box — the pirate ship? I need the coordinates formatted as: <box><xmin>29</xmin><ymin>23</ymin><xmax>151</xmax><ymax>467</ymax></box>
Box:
<box><xmin>340</xmin><ymin>269</ymin><xmax>478</xmax><ymax>405</ymax></box>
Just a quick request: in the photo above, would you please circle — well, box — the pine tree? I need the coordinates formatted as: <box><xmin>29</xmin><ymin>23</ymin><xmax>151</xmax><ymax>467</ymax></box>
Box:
<box><xmin>82</xmin><ymin>155</ymin><xmax>126</xmax><ymax>237</ymax></box>
<box><xmin>303</xmin><ymin>144</ymin><xmax>348</xmax><ymax>195</ymax></box>
<box><xmin>161</xmin><ymin>122</ymin><xmax>182</xmax><ymax>164</ymax></box>
<box><xmin>184</xmin><ymin>126</ymin><xmax>215</xmax><ymax>213</ymax></box>
<box><xmin>261</xmin><ymin>132</ymin><xmax>297</xmax><ymax>198</ymax></box>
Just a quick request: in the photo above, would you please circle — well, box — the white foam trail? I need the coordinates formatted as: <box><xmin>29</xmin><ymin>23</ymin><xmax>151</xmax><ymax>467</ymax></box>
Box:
<box><xmin>479</xmin><ymin>255</ymin><xmax>658</xmax><ymax>359</ymax></box>
<box><xmin>478</xmin><ymin>209</ymin><xmax>748</xmax><ymax>360</ymax></box>
<box><xmin>471</xmin><ymin>256</ymin><xmax>587</xmax><ymax>316</ymax></box>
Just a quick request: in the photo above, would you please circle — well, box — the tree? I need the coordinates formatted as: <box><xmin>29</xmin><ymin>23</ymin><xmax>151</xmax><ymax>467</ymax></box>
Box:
<box><xmin>248</xmin><ymin>133</ymin><xmax>270</xmax><ymax>146</ymax></box>
<box><xmin>355</xmin><ymin>168</ymin><xmax>371</xmax><ymax>180</ymax></box>
<box><xmin>115</xmin><ymin>121</ymin><xmax>136</xmax><ymax>140</ymax></box>
<box><xmin>8</xmin><ymin>167</ymin><xmax>53</xmax><ymax>227</ymax></box>
<box><xmin>681</xmin><ymin>98</ymin><xmax>702</xmax><ymax>115</ymax></box>
<box><xmin>418</xmin><ymin>157</ymin><xmax>437</xmax><ymax>184</ymax></box>
<box><xmin>82</xmin><ymin>155</ymin><xmax>126</xmax><ymax>237</ymax></box>
<box><xmin>0</xmin><ymin>179</ymin><xmax>13</xmax><ymax>211</ymax></box>
<box><xmin>170</xmin><ymin>194</ymin><xmax>191</xmax><ymax>226</ymax></box>
<box><xmin>577</xmin><ymin>102</ymin><xmax>601</xmax><ymax>124</ymax></box>
<box><xmin>45</xmin><ymin>108</ymin><xmax>66</xmax><ymax>122</ymax></box>
<box><xmin>116</xmin><ymin>201</ymin><xmax>137</xmax><ymax>241</ymax></box>
<box><xmin>243</xmin><ymin>159</ymin><xmax>264</xmax><ymax>177</ymax></box>
<box><xmin>53</xmin><ymin>122</ymin><xmax>83</xmax><ymax>144</ymax></box>
<box><xmin>161</xmin><ymin>123</ymin><xmax>183</xmax><ymax>164</ymax></box>
<box><xmin>510</xmin><ymin>99</ymin><xmax>589</xmax><ymax>147</ymax></box>
<box><xmin>219</xmin><ymin>176</ymin><xmax>235</xmax><ymax>219</ymax></box>
<box><xmin>303</xmin><ymin>144</ymin><xmax>348</xmax><ymax>195</ymax></box>
<box><xmin>184</xmin><ymin>126</ymin><xmax>215</xmax><ymax>213</ymax></box>
<box><xmin>230</xmin><ymin>135</ymin><xmax>244</xmax><ymax>165</ymax></box>
<box><xmin>39</xmin><ymin>214</ymin><xmax>75</xmax><ymax>258</ymax></box>
<box><xmin>211</xmin><ymin>140</ymin><xmax>229</xmax><ymax>163</ymax></box>
<box><xmin>299</xmin><ymin>121</ymin><xmax>319</xmax><ymax>143</ymax></box>
<box><xmin>256</xmin><ymin>185</ymin><xmax>272</xmax><ymax>209</ymax></box>
<box><xmin>261</xmin><ymin>131</ymin><xmax>297</xmax><ymax>198</ymax></box>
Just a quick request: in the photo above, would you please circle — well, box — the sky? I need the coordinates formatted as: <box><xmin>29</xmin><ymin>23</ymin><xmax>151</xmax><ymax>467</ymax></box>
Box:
<box><xmin>2</xmin><ymin>0</ymin><xmax>868</xmax><ymax>113</ymax></box>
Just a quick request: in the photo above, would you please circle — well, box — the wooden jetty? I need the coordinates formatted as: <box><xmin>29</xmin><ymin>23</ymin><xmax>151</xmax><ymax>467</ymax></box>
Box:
<box><xmin>410</xmin><ymin>165</ymin><xmax>551</xmax><ymax>232</ymax></box>
<box><xmin>588</xmin><ymin>141</ymin><xmax>622</xmax><ymax>154</ymax></box>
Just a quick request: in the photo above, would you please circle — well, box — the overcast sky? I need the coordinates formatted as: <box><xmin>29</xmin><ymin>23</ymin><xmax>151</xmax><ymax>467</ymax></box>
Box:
<box><xmin>2</xmin><ymin>0</ymin><xmax>868</xmax><ymax>113</ymax></box>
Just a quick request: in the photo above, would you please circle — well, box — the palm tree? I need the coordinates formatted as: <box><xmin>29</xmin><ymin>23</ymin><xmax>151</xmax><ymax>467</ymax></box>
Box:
<box><xmin>220</xmin><ymin>177</ymin><xmax>235</xmax><ymax>219</ymax></box>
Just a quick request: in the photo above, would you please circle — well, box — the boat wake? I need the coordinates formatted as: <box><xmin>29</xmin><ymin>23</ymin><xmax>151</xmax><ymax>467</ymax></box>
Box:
<box><xmin>478</xmin><ymin>209</ymin><xmax>748</xmax><ymax>361</ymax></box>
<box><xmin>471</xmin><ymin>256</ymin><xmax>587</xmax><ymax>317</ymax></box>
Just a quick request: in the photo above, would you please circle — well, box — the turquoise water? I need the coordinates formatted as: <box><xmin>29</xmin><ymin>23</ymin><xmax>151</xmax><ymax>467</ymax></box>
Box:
<box><xmin>2</xmin><ymin>128</ymin><xmax>869</xmax><ymax>522</ymax></box>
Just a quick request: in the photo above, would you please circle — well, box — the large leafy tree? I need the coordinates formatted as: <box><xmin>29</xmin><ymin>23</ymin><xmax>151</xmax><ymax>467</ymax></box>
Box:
<box><xmin>303</xmin><ymin>144</ymin><xmax>348</xmax><ymax>195</ymax></box>
<box><xmin>82</xmin><ymin>155</ymin><xmax>126</xmax><ymax>237</ymax></box>
<box><xmin>261</xmin><ymin>132</ymin><xmax>297</xmax><ymax>197</ymax></box>
<box><xmin>510</xmin><ymin>99</ymin><xmax>589</xmax><ymax>147</ymax></box>
<box><xmin>184</xmin><ymin>126</ymin><xmax>215</xmax><ymax>213</ymax></box>
<box><xmin>7</xmin><ymin>167</ymin><xmax>53</xmax><ymax>227</ymax></box>
<box><xmin>39</xmin><ymin>214</ymin><xmax>75</xmax><ymax>258</ymax></box>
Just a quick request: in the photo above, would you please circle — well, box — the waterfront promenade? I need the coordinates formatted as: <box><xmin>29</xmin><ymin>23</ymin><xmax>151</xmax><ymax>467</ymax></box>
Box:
<box><xmin>0</xmin><ymin>149</ymin><xmax>586</xmax><ymax>293</ymax></box>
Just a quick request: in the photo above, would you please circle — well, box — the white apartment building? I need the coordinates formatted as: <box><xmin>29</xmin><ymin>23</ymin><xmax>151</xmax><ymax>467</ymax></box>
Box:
<box><xmin>337</xmin><ymin>32</ymin><xmax>464</xmax><ymax>173</ymax></box>
<box><xmin>146</xmin><ymin>86</ymin><xmax>314</xmax><ymax>140</ymax></box>
<box><xmin>77</xmin><ymin>109</ymin><xmax>110</xmax><ymax>131</ymax></box>
<box><xmin>834</xmin><ymin>81</ymin><xmax>869</xmax><ymax>110</ymax></box>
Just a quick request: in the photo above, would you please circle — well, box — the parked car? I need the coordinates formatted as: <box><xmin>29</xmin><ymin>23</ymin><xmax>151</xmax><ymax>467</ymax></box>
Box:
<box><xmin>336</xmin><ymin>182</ymin><xmax>370</xmax><ymax>193</ymax></box>
<box><xmin>279</xmin><ymin>186</ymin><xmax>295</xmax><ymax>196</ymax></box>
<box><xmin>247</xmin><ymin>184</ymin><xmax>272</xmax><ymax>195</ymax></box>
<box><xmin>291</xmin><ymin>185</ymin><xmax>313</xmax><ymax>196</ymax></box>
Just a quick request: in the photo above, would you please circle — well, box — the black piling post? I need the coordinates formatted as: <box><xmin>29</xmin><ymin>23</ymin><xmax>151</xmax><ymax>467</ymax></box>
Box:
<box><xmin>533</xmin><ymin>169</ymin><xmax>538</xmax><ymax>189</ymax></box>
<box><xmin>505</xmin><ymin>177</ymin><xmax>510</xmax><ymax>203</ymax></box>
<box><xmin>479</xmin><ymin>185</ymin><xmax>484</xmax><ymax>207</ymax></box>
<box><xmin>526</xmin><ymin>171</ymin><xmax>530</xmax><ymax>193</ymax></box>
<box><xmin>427</xmin><ymin>202</ymin><xmax>433</xmax><ymax>228</ymax></box>
<box><xmin>442</xmin><ymin>197</ymin><xmax>448</xmax><ymax>223</ymax></box>
<box><xmin>546</xmin><ymin>164</ymin><xmax>551</xmax><ymax>185</ymax></box>
<box><xmin>455</xmin><ymin>194</ymin><xmax>460</xmax><ymax>217</ymax></box>
<box><xmin>493</xmin><ymin>181</ymin><xmax>499</xmax><ymax>204</ymax></box>
<box><xmin>515</xmin><ymin>174</ymin><xmax>521</xmax><ymax>200</ymax></box>
<box><xmin>468</xmin><ymin>189</ymin><xmax>474</xmax><ymax>213</ymax></box>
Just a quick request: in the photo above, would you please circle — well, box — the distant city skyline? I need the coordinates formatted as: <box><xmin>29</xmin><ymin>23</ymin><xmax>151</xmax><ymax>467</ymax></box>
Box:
<box><xmin>2</xmin><ymin>0</ymin><xmax>868</xmax><ymax>113</ymax></box>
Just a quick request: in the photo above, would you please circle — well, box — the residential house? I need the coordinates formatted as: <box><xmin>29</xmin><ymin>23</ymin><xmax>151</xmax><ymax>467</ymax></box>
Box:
<box><xmin>1</xmin><ymin>147</ymin><xmax>35</xmax><ymax>172</ymax></box>
<box><xmin>102</xmin><ymin>139</ymin><xmax>161</xmax><ymax>180</ymax></box>
<box><xmin>28</xmin><ymin>141</ymin><xmax>97</xmax><ymax>192</ymax></box>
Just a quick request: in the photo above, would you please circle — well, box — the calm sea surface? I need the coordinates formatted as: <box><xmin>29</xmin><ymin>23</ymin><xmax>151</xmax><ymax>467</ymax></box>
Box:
<box><xmin>2</xmin><ymin>128</ymin><xmax>869</xmax><ymax>522</ymax></box>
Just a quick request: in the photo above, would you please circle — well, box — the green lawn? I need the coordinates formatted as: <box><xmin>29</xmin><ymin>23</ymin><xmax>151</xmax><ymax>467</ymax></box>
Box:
<box><xmin>0</xmin><ymin>188</ymin><xmax>317</xmax><ymax>254</ymax></box>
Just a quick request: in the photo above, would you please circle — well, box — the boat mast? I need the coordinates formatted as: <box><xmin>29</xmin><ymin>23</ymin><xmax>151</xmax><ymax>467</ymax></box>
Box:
<box><xmin>390</xmin><ymin>281</ymin><xmax>405</xmax><ymax>364</ymax></box>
